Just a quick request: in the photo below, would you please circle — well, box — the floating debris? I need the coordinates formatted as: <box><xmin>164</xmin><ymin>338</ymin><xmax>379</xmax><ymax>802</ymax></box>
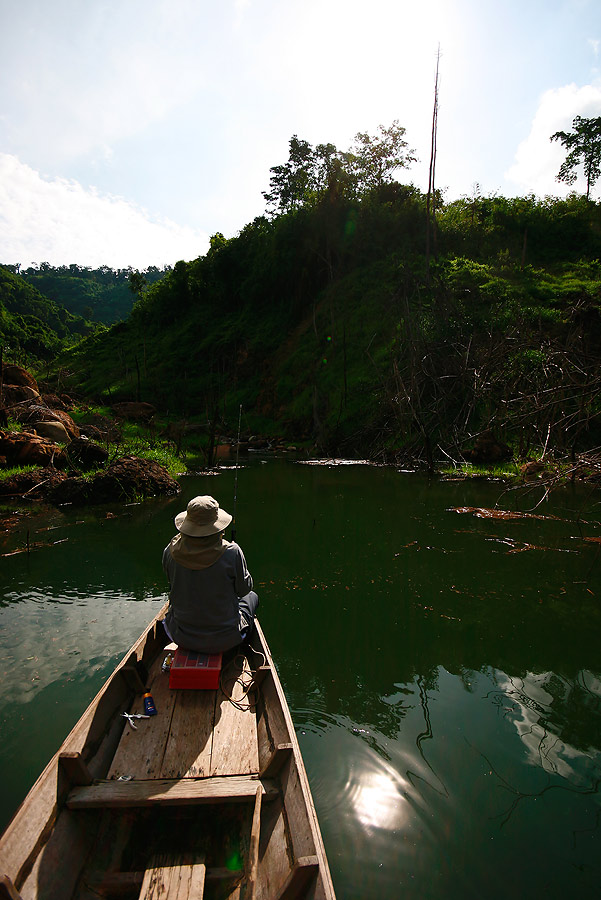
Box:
<box><xmin>451</xmin><ymin>506</ymin><xmax>565</xmax><ymax>522</ymax></box>
<box><xmin>486</xmin><ymin>537</ymin><xmax>576</xmax><ymax>553</ymax></box>
<box><xmin>1</xmin><ymin>542</ymin><xmax>49</xmax><ymax>557</ymax></box>
<box><xmin>298</xmin><ymin>458</ymin><xmax>380</xmax><ymax>466</ymax></box>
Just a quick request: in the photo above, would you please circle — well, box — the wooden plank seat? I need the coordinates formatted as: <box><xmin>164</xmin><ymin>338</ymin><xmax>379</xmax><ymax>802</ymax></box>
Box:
<box><xmin>138</xmin><ymin>854</ymin><xmax>206</xmax><ymax>900</ymax></box>
<box><xmin>67</xmin><ymin>775</ymin><xmax>278</xmax><ymax>809</ymax></box>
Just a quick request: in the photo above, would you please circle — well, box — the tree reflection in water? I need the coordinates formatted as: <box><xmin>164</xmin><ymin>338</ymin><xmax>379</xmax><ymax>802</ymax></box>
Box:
<box><xmin>479</xmin><ymin>668</ymin><xmax>601</xmax><ymax>826</ymax></box>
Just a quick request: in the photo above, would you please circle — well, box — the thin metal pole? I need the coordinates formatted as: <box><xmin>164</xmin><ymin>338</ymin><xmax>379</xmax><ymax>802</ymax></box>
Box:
<box><xmin>231</xmin><ymin>404</ymin><xmax>242</xmax><ymax>541</ymax></box>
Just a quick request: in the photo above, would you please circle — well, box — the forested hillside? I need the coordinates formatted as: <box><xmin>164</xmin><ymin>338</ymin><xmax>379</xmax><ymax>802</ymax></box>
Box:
<box><xmin>4</xmin><ymin>263</ymin><xmax>169</xmax><ymax>325</ymax></box>
<box><xmin>0</xmin><ymin>266</ymin><xmax>96</xmax><ymax>363</ymax></box>
<box><xmin>56</xmin><ymin>157</ymin><xmax>601</xmax><ymax>460</ymax></box>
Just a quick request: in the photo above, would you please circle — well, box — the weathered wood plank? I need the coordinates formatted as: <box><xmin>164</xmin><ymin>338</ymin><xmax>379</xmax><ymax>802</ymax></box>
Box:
<box><xmin>253</xmin><ymin>623</ymin><xmax>336</xmax><ymax>900</ymax></box>
<box><xmin>121</xmin><ymin>665</ymin><xmax>146</xmax><ymax>693</ymax></box>
<box><xmin>18</xmin><ymin>809</ymin><xmax>96</xmax><ymax>900</ymax></box>
<box><xmin>67</xmin><ymin>776</ymin><xmax>278</xmax><ymax>809</ymax></box>
<box><xmin>274</xmin><ymin>857</ymin><xmax>319</xmax><ymax>900</ymax></box>
<box><xmin>252</xmin><ymin>800</ymin><xmax>290</xmax><ymax>900</ymax></box>
<box><xmin>139</xmin><ymin>854</ymin><xmax>206</xmax><ymax>900</ymax></box>
<box><xmin>259</xmin><ymin>672</ymin><xmax>292</xmax><ymax>755</ymax></box>
<box><xmin>259</xmin><ymin>743</ymin><xmax>293</xmax><ymax>779</ymax></box>
<box><xmin>211</xmin><ymin>657</ymin><xmax>258</xmax><ymax>777</ymax></box>
<box><xmin>278</xmin><ymin>747</ymin><xmax>316</xmax><ymax>862</ymax></box>
<box><xmin>85</xmin><ymin>870</ymin><xmax>144</xmax><ymax>895</ymax></box>
<box><xmin>252</xmin><ymin>666</ymin><xmax>271</xmax><ymax>687</ymax></box>
<box><xmin>258</xmin><ymin>673</ymin><xmax>316</xmax><ymax>862</ymax></box>
<box><xmin>85</xmin><ymin>866</ymin><xmax>245</xmax><ymax>896</ymax></box>
<box><xmin>246</xmin><ymin>784</ymin><xmax>262</xmax><ymax>900</ymax></box>
<box><xmin>58</xmin><ymin>752</ymin><xmax>93</xmax><ymax>787</ymax></box>
<box><xmin>108</xmin><ymin>658</ymin><xmax>176</xmax><ymax>780</ymax></box>
<box><xmin>160</xmin><ymin>689</ymin><xmax>216</xmax><ymax>779</ymax></box>
<box><xmin>256</xmin><ymin>696</ymin><xmax>272</xmax><ymax>778</ymax></box>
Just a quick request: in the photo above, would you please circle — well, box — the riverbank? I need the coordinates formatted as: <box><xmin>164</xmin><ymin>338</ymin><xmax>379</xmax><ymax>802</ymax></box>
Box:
<box><xmin>2</xmin><ymin>364</ymin><xmax>601</xmax><ymax>537</ymax></box>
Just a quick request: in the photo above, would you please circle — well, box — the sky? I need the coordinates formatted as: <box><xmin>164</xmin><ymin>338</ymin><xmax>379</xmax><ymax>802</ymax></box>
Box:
<box><xmin>0</xmin><ymin>0</ymin><xmax>600</xmax><ymax>270</ymax></box>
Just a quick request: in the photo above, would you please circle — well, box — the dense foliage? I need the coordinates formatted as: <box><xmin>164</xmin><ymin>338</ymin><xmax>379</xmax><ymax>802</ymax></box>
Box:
<box><xmin>56</xmin><ymin>181</ymin><xmax>601</xmax><ymax>460</ymax></box>
<box><xmin>4</xmin><ymin>263</ymin><xmax>169</xmax><ymax>325</ymax></box>
<box><xmin>0</xmin><ymin>266</ymin><xmax>96</xmax><ymax>363</ymax></box>
<box><xmin>263</xmin><ymin>123</ymin><xmax>415</xmax><ymax>215</ymax></box>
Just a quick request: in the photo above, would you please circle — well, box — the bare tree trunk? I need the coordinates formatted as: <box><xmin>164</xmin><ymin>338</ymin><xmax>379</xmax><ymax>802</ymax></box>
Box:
<box><xmin>135</xmin><ymin>355</ymin><xmax>141</xmax><ymax>402</ymax></box>
<box><xmin>425</xmin><ymin>46</ymin><xmax>440</xmax><ymax>286</ymax></box>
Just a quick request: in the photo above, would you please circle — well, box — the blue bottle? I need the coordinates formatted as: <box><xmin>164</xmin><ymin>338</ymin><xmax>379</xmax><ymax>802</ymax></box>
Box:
<box><xmin>143</xmin><ymin>691</ymin><xmax>157</xmax><ymax>716</ymax></box>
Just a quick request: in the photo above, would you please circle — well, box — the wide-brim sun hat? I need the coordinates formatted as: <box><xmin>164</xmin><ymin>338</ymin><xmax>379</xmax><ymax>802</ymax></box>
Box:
<box><xmin>175</xmin><ymin>495</ymin><xmax>232</xmax><ymax>536</ymax></box>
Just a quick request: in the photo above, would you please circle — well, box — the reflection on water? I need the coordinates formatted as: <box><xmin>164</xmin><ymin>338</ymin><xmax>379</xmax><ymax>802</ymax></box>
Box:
<box><xmin>294</xmin><ymin>664</ymin><xmax>601</xmax><ymax>899</ymax></box>
<box><xmin>492</xmin><ymin>669</ymin><xmax>601</xmax><ymax>784</ymax></box>
<box><xmin>1</xmin><ymin>590</ymin><xmax>165</xmax><ymax>705</ymax></box>
<box><xmin>350</xmin><ymin>766</ymin><xmax>408</xmax><ymax>830</ymax></box>
<box><xmin>2</xmin><ymin>462</ymin><xmax>601</xmax><ymax>899</ymax></box>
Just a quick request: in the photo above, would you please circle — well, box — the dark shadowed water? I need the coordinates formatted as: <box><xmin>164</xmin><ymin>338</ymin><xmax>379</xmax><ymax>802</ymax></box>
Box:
<box><xmin>2</xmin><ymin>458</ymin><xmax>601</xmax><ymax>899</ymax></box>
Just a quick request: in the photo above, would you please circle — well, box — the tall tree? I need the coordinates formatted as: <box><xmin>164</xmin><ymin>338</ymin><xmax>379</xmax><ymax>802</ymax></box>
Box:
<box><xmin>263</xmin><ymin>136</ymin><xmax>317</xmax><ymax>214</ymax></box>
<box><xmin>263</xmin><ymin>123</ymin><xmax>416</xmax><ymax>216</ymax></box>
<box><xmin>128</xmin><ymin>270</ymin><xmax>147</xmax><ymax>299</ymax></box>
<box><xmin>551</xmin><ymin>115</ymin><xmax>601</xmax><ymax>200</ymax></box>
<box><xmin>349</xmin><ymin>120</ymin><xmax>416</xmax><ymax>192</ymax></box>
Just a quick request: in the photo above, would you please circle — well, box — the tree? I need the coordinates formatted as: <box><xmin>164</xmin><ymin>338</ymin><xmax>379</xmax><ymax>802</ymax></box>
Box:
<box><xmin>349</xmin><ymin>120</ymin><xmax>416</xmax><ymax>192</ymax></box>
<box><xmin>551</xmin><ymin>115</ymin><xmax>601</xmax><ymax>200</ymax></box>
<box><xmin>208</xmin><ymin>232</ymin><xmax>228</xmax><ymax>255</ymax></box>
<box><xmin>128</xmin><ymin>270</ymin><xmax>147</xmax><ymax>299</ymax></box>
<box><xmin>263</xmin><ymin>123</ymin><xmax>416</xmax><ymax>216</ymax></box>
<box><xmin>263</xmin><ymin>136</ymin><xmax>317</xmax><ymax>214</ymax></box>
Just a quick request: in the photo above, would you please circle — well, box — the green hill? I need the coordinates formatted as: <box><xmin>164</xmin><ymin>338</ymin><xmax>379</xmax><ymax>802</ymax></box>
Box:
<box><xmin>14</xmin><ymin>264</ymin><xmax>169</xmax><ymax>325</ymax></box>
<box><xmin>57</xmin><ymin>187</ymin><xmax>601</xmax><ymax>459</ymax></box>
<box><xmin>0</xmin><ymin>266</ymin><xmax>96</xmax><ymax>364</ymax></box>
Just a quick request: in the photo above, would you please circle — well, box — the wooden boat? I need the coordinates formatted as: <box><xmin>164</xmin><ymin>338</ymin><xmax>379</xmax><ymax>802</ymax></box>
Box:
<box><xmin>0</xmin><ymin>608</ymin><xmax>336</xmax><ymax>900</ymax></box>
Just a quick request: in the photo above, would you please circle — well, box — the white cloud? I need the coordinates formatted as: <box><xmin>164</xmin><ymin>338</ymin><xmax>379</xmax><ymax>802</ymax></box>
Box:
<box><xmin>0</xmin><ymin>0</ymin><xmax>210</xmax><ymax>166</ymax></box>
<box><xmin>0</xmin><ymin>154</ymin><xmax>209</xmax><ymax>268</ymax></box>
<box><xmin>505</xmin><ymin>83</ymin><xmax>601</xmax><ymax>198</ymax></box>
<box><xmin>495</xmin><ymin>670</ymin><xmax>601</xmax><ymax>782</ymax></box>
<box><xmin>233</xmin><ymin>0</ymin><xmax>251</xmax><ymax>27</ymax></box>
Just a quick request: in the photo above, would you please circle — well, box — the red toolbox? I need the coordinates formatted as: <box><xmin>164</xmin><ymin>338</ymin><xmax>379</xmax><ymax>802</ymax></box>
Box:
<box><xmin>168</xmin><ymin>647</ymin><xmax>223</xmax><ymax>690</ymax></box>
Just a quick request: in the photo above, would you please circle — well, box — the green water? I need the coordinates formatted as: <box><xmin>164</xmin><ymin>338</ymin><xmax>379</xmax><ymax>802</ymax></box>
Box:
<box><xmin>1</xmin><ymin>459</ymin><xmax>601</xmax><ymax>899</ymax></box>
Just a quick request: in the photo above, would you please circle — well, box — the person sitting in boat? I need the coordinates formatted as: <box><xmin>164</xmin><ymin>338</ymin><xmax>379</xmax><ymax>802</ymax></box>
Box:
<box><xmin>162</xmin><ymin>495</ymin><xmax>259</xmax><ymax>654</ymax></box>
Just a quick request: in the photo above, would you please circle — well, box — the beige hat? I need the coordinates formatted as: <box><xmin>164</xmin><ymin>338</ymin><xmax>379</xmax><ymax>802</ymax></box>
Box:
<box><xmin>174</xmin><ymin>495</ymin><xmax>232</xmax><ymax>536</ymax></box>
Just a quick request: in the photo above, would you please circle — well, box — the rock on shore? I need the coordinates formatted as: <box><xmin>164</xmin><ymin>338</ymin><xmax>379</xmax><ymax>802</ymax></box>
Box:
<box><xmin>1</xmin><ymin>365</ymin><xmax>179</xmax><ymax>506</ymax></box>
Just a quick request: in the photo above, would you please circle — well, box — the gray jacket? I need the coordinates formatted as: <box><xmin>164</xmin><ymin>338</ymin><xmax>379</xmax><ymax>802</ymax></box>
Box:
<box><xmin>162</xmin><ymin>540</ymin><xmax>253</xmax><ymax>653</ymax></box>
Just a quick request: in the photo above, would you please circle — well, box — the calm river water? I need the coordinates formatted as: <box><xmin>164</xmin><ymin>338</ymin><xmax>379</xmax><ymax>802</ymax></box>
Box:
<box><xmin>2</xmin><ymin>458</ymin><xmax>601</xmax><ymax>899</ymax></box>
